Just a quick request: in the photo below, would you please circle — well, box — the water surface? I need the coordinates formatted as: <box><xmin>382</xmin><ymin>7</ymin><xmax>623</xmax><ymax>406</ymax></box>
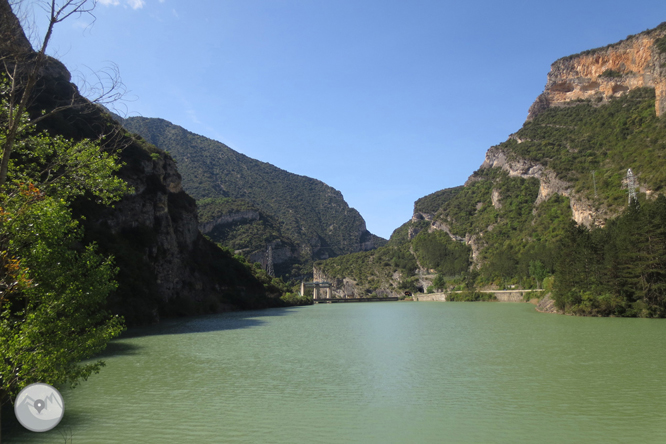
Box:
<box><xmin>5</xmin><ymin>302</ymin><xmax>666</xmax><ymax>443</ymax></box>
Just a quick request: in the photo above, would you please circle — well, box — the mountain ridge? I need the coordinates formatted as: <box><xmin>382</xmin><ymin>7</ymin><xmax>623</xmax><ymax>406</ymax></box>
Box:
<box><xmin>115</xmin><ymin>115</ymin><xmax>386</xmax><ymax>277</ymax></box>
<box><xmin>314</xmin><ymin>21</ymin><xmax>666</xmax><ymax>300</ymax></box>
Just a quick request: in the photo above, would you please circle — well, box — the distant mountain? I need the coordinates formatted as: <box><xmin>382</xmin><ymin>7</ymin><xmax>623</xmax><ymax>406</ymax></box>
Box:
<box><xmin>314</xmin><ymin>22</ymin><xmax>666</xmax><ymax>303</ymax></box>
<box><xmin>197</xmin><ymin>197</ymin><xmax>302</xmax><ymax>276</ymax></box>
<box><xmin>116</xmin><ymin>116</ymin><xmax>386</xmax><ymax>277</ymax></box>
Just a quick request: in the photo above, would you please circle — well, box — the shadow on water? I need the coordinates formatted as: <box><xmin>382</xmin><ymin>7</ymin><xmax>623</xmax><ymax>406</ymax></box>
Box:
<box><xmin>120</xmin><ymin>306</ymin><xmax>303</xmax><ymax>339</ymax></box>
<box><xmin>0</xmin><ymin>307</ymin><xmax>305</xmax><ymax>440</ymax></box>
<box><xmin>1</xmin><ymin>403</ymin><xmax>88</xmax><ymax>443</ymax></box>
<box><xmin>93</xmin><ymin>340</ymin><xmax>144</xmax><ymax>359</ymax></box>
<box><xmin>91</xmin><ymin>306</ymin><xmax>305</xmax><ymax>360</ymax></box>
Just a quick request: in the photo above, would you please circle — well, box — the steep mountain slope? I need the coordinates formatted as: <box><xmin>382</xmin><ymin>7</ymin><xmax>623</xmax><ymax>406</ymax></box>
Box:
<box><xmin>315</xmin><ymin>22</ymin><xmax>666</xmax><ymax>297</ymax></box>
<box><xmin>197</xmin><ymin>197</ymin><xmax>301</xmax><ymax>276</ymax></box>
<box><xmin>0</xmin><ymin>1</ymin><xmax>285</xmax><ymax>325</ymax></box>
<box><xmin>116</xmin><ymin>116</ymin><xmax>386</xmax><ymax>276</ymax></box>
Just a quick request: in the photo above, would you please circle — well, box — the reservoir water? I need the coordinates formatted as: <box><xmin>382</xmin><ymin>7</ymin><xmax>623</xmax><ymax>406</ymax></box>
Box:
<box><xmin>4</xmin><ymin>302</ymin><xmax>666</xmax><ymax>443</ymax></box>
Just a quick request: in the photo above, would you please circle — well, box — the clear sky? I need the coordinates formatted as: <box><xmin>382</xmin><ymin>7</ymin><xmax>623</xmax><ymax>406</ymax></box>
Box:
<box><xmin>16</xmin><ymin>0</ymin><xmax>666</xmax><ymax>239</ymax></box>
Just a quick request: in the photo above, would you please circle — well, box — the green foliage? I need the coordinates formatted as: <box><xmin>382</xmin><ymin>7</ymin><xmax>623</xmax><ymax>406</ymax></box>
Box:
<box><xmin>197</xmin><ymin>198</ymin><xmax>301</xmax><ymax>272</ymax></box>
<box><xmin>197</xmin><ymin>197</ymin><xmax>258</xmax><ymax>223</ymax></box>
<box><xmin>600</xmin><ymin>69</ymin><xmax>624</xmax><ymax>78</ymax></box>
<box><xmin>320</xmin><ymin>87</ymin><xmax>666</xmax><ymax>303</ymax></box>
<box><xmin>431</xmin><ymin>273</ymin><xmax>449</xmax><ymax>291</ymax></box>
<box><xmin>655</xmin><ymin>35</ymin><xmax>666</xmax><ymax>54</ymax></box>
<box><xmin>508</xmin><ymin>88</ymin><xmax>666</xmax><ymax>206</ymax></box>
<box><xmin>0</xmin><ymin>86</ymin><xmax>128</xmax><ymax>400</ymax></box>
<box><xmin>280</xmin><ymin>292</ymin><xmax>312</xmax><ymax>306</ymax></box>
<box><xmin>414</xmin><ymin>186</ymin><xmax>463</xmax><ymax>215</ymax></box>
<box><xmin>529</xmin><ymin>260</ymin><xmax>548</xmax><ymax>289</ymax></box>
<box><xmin>448</xmin><ymin>291</ymin><xmax>496</xmax><ymax>302</ymax></box>
<box><xmin>553</xmin><ymin>196</ymin><xmax>666</xmax><ymax>317</ymax></box>
<box><xmin>315</xmin><ymin>243</ymin><xmax>417</xmax><ymax>295</ymax></box>
<box><xmin>387</xmin><ymin>219</ymin><xmax>429</xmax><ymax>246</ymax></box>
<box><xmin>398</xmin><ymin>276</ymin><xmax>419</xmax><ymax>292</ymax></box>
<box><xmin>0</xmin><ymin>192</ymin><xmax>124</xmax><ymax>398</ymax></box>
<box><xmin>411</xmin><ymin>230</ymin><xmax>470</xmax><ymax>275</ymax></box>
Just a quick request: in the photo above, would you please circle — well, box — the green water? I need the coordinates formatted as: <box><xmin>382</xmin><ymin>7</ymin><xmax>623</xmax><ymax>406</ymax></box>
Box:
<box><xmin>5</xmin><ymin>302</ymin><xmax>666</xmax><ymax>443</ymax></box>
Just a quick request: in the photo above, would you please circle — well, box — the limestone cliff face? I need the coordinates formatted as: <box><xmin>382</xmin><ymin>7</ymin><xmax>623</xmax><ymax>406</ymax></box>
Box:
<box><xmin>479</xmin><ymin>145</ymin><xmax>604</xmax><ymax>227</ymax></box>
<box><xmin>528</xmin><ymin>25</ymin><xmax>666</xmax><ymax>120</ymax></box>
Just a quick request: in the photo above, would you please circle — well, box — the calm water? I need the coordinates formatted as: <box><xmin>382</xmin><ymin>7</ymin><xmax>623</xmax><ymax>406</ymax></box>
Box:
<box><xmin>5</xmin><ymin>302</ymin><xmax>666</xmax><ymax>443</ymax></box>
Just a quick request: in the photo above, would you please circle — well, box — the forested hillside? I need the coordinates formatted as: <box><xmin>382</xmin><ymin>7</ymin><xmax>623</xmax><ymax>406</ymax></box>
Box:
<box><xmin>315</xmin><ymin>24</ymin><xmax>666</xmax><ymax>316</ymax></box>
<box><xmin>117</xmin><ymin>116</ymin><xmax>385</xmax><ymax>278</ymax></box>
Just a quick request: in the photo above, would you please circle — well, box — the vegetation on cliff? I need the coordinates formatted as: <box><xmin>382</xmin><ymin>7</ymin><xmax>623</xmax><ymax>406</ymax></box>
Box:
<box><xmin>117</xmin><ymin>116</ymin><xmax>386</xmax><ymax>275</ymax></box>
<box><xmin>0</xmin><ymin>82</ymin><xmax>127</xmax><ymax>426</ymax></box>
<box><xmin>554</xmin><ymin>196</ymin><xmax>666</xmax><ymax>317</ymax></box>
<box><xmin>317</xmin><ymin>70</ymin><xmax>666</xmax><ymax>316</ymax></box>
<box><xmin>199</xmin><ymin>198</ymin><xmax>289</xmax><ymax>253</ymax></box>
<box><xmin>509</xmin><ymin>88</ymin><xmax>666</xmax><ymax>206</ymax></box>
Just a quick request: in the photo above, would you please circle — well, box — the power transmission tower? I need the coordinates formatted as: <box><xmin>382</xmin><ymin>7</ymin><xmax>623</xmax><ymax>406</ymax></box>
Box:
<box><xmin>627</xmin><ymin>168</ymin><xmax>638</xmax><ymax>205</ymax></box>
<box><xmin>266</xmin><ymin>245</ymin><xmax>275</xmax><ymax>277</ymax></box>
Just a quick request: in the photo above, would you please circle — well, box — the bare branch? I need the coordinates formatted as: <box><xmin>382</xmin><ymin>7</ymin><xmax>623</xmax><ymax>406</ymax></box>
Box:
<box><xmin>0</xmin><ymin>0</ymin><xmax>131</xmax><ymax>186</ymax></box>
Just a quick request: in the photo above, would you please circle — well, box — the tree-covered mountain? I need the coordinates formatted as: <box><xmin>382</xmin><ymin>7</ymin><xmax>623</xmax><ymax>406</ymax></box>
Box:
<box><xmin>315</xmin><ymin>22</ymin><xmax>666</xmax><ymax>317</ymax></box>
<box><xmin>116</xmin><ymin>116</ymin><xmax>386</xmax><ymax>278</ymax></box>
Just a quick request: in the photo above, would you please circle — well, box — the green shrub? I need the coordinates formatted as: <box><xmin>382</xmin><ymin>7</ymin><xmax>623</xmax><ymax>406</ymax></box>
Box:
<box><xmin>448</xmin><ymin>291</ymin><xmax>496</xmax><ymax>302</ymax></box>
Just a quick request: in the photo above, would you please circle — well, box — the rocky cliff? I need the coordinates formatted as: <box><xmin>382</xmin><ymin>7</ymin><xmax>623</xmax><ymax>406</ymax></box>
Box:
<box><xmin>478</xmin><ymin>145</ymin><xmax>602</xmax><ymax>227</ymax></box>
<box><xmin>316</xmin><ymin>22</ymin><xmax>666</xmax><ymax>292</ymax></box>
<box><xmin>1</xmin><ymin>1</ymin><xmax>281</xmax><ymax>324</ymax></box>
<box><xmin>528</xmin><ymin>23</ymin><xmax>666</xmax><ymax>120</ymax></box>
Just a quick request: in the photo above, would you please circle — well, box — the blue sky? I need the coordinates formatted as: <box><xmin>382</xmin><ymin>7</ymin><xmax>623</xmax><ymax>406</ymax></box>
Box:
<box><xmin>17</xmin><ymin>0</ymin><xmax>666</xmax><ymax>239</ymax></box>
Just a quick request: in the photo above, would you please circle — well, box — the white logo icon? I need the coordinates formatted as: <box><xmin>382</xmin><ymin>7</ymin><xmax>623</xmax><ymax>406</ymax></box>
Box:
<box><xmin>14</xmin><ymin>383</ymin><xmax>65</xmax><ymax>432</ymax></box>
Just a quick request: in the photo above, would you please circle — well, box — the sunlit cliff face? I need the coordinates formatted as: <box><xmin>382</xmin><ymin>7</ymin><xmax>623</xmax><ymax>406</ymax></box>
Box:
<box><xmin>528</xmin><ymin>31</ymin><xmax>666</xmax><ymax>120</ymax></box>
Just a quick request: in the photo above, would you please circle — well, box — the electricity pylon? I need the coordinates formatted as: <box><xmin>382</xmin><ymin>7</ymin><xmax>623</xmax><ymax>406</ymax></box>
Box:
<box><xmin>627</xmin><ymin>168</ymin><xmax>638</xmax><ymax>205</ymax></box>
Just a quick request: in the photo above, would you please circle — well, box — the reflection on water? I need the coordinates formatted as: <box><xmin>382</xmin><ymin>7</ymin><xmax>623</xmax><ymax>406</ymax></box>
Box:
<box><xmin>4</xmin><ymin>302</ymin><xmax>666</xmax><ymax>443</ymax></box>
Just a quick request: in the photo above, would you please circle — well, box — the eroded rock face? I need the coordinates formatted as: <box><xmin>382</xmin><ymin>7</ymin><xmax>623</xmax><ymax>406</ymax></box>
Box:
<box><xmin>479</xmin><ymin>146</ymin><xmax>607</xmax><ymax>228</ymax></box>
<box><xmin>528</xmin><ymin>29</ymin><xmax>666</xmax><ymax>120</ymax></box>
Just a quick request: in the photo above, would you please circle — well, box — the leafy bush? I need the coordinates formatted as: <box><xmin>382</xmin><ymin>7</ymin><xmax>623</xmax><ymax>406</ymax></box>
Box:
<box><xmin>448</xmin><ymin>291</ymin><xmax>496</xmax><ymax>302</ymax></box>
<box><xmin>280</xmin><ymin>293</ymin><xmax>313</xmax><ymax>306</ymax></box>
<box><xmin>600</xmin><ymin>69</ymin><xmax>624</xmax><ymax>78</ymax></box>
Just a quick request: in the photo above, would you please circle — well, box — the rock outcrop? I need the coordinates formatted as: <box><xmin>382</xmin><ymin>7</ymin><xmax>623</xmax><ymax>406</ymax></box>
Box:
<box><xmin>527</xmin><ymin>24</ymin><xmax>666</xmax><ymax>120</ymax></box>
<box><xmin>479</xmin><ymin>145</ymin><xmax>607</xmax><ymax>227</ymax></box>
<box><xmin>534</xmin><ymin>294</ymin><xmax>559</xmax><ymax>314</ymax></box>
